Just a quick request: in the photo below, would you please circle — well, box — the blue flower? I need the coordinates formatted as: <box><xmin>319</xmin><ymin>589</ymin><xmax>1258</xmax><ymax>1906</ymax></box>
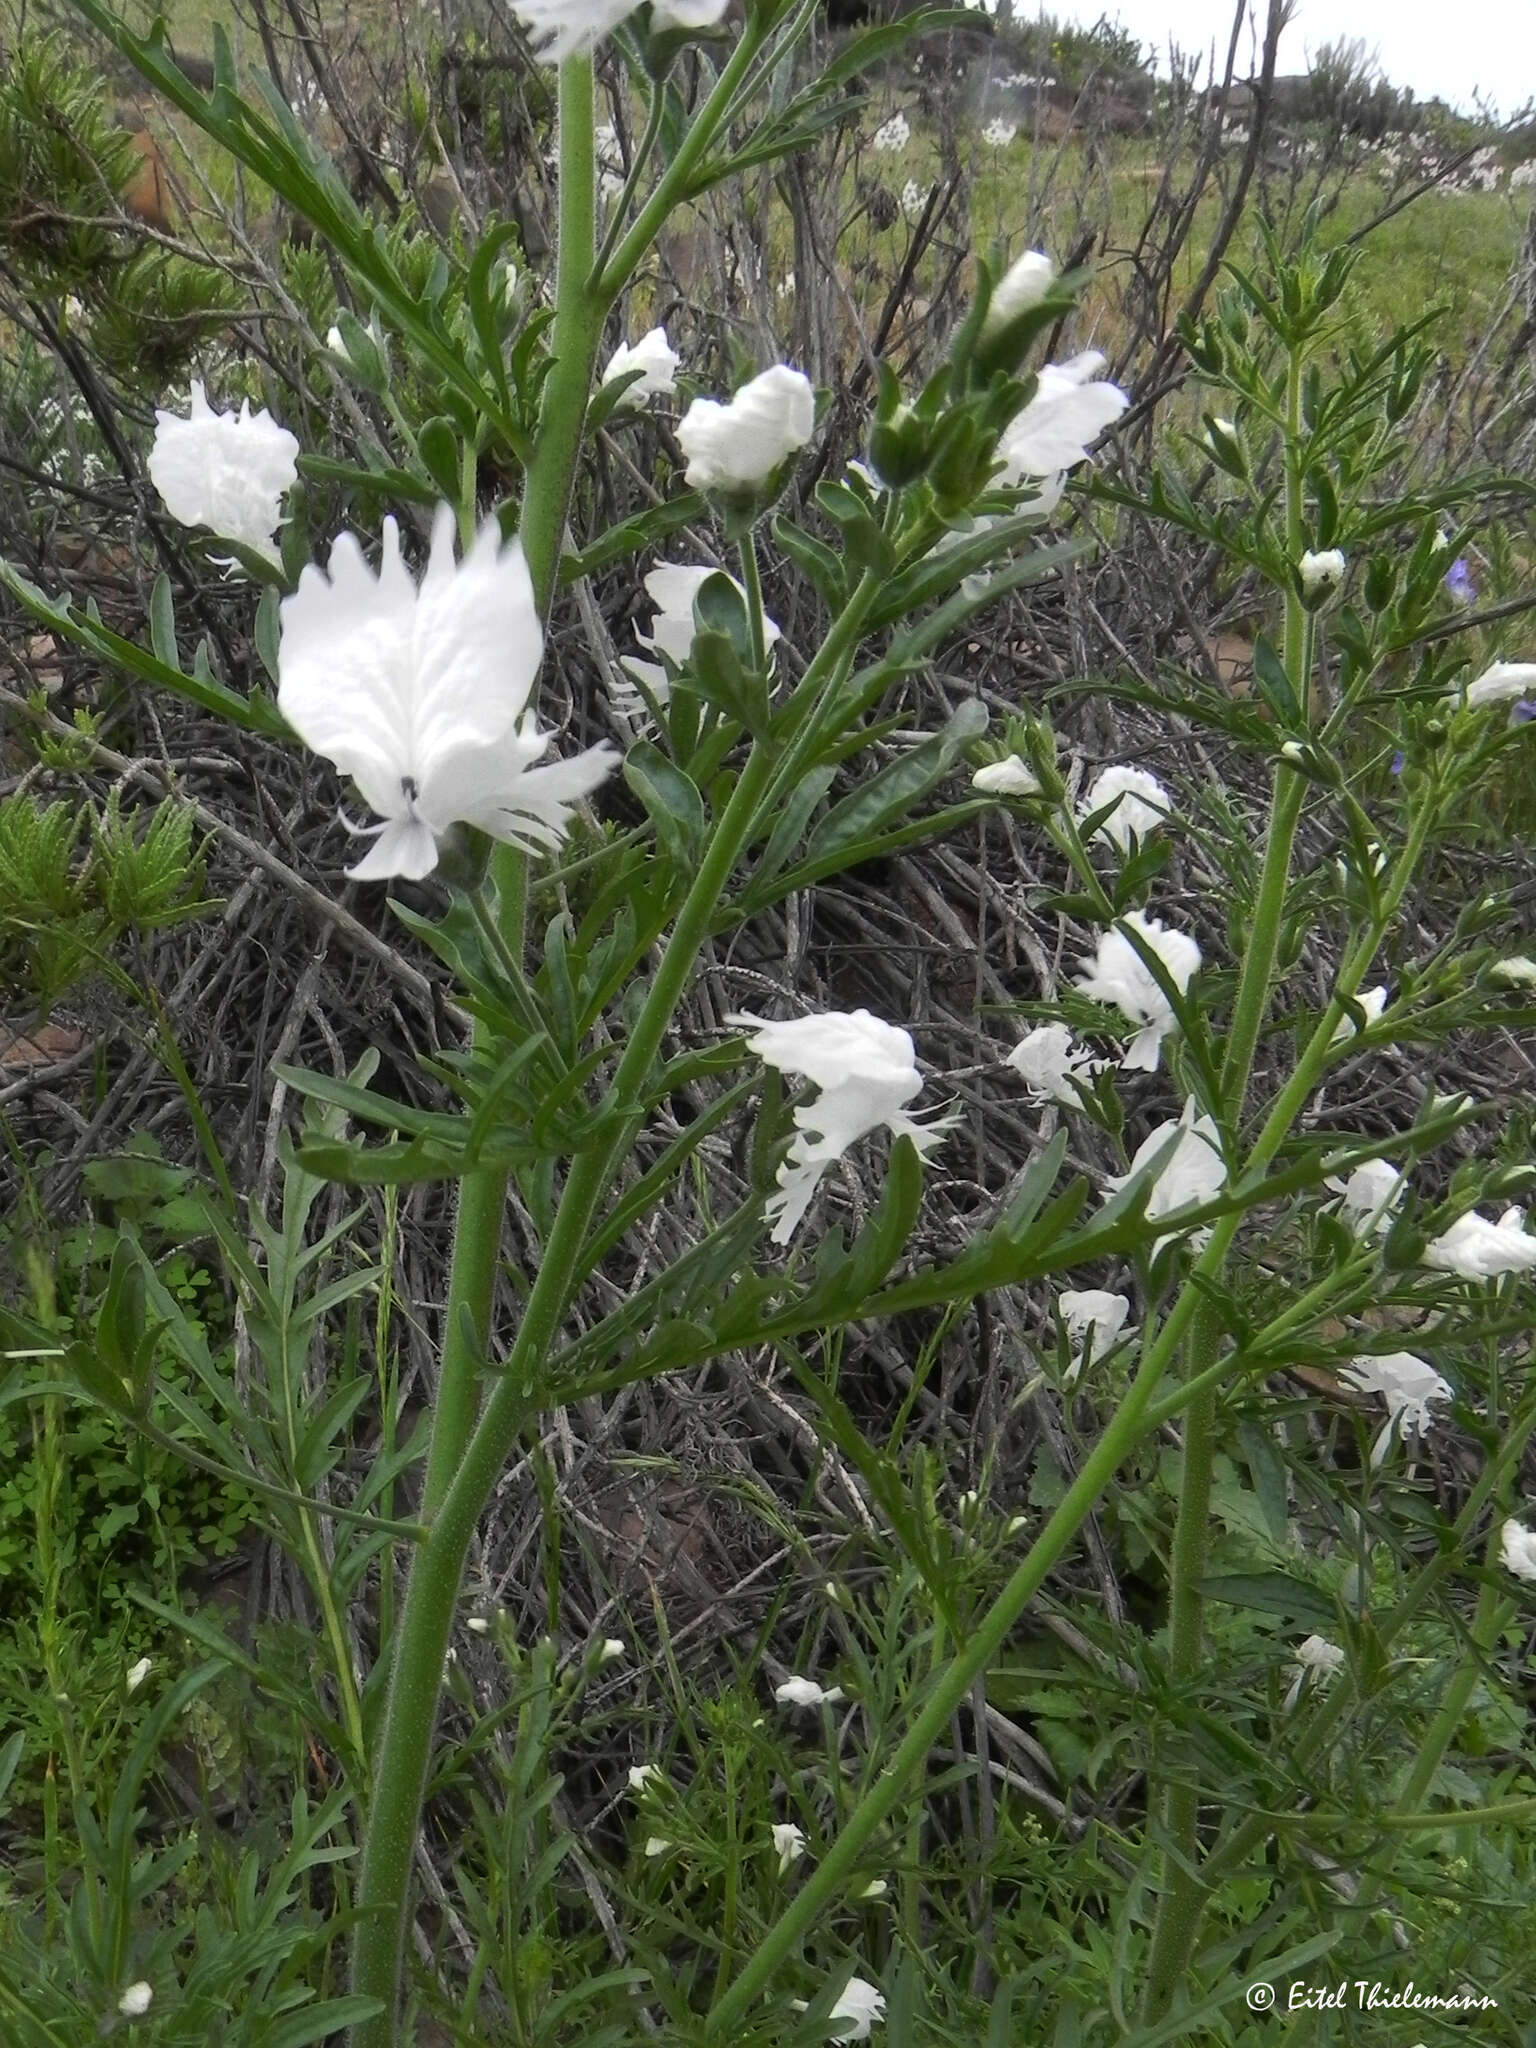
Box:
<box><xmin>1514</xmin><ymin>700</ymin><xmax>1536</xmax><ymax>725</ymax></box>
<box><xmin>1445</xmin><ymin>557</ymin><xmax>1476</xmax><ymax>604</ymax></box>
<box><xmin>1390</xmin><ymin>748</ymin><xmax>1405</xmax><ymax>774</ymax></box>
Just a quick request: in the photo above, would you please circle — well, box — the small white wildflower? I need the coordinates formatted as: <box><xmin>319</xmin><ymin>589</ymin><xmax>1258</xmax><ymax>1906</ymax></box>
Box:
<box><xmin>125</xmin><ymin>1656</ymin><xmax>152</xmax><ymax>1695</ymax></box>
<box><xmin>676</xmin><ymin>364</ymin><xmax>815</xmax><ymax>493</ymax></box>
<box><xmin>1078</xmin><ymin>764</ymin><xmax>1172</xmax><ymax>854</ymax></box>
<box><xmin>858</xmin><ymin>1878</ymin><xmax>889</xmax><ymax>1899</ymax></box>
<box><xmin>981</xmin><ymin>118</ymin><xmax>1018</xmax><ymax>147</ymax></box>
<box><xmin>117</xmin><ymin>1983</ymin><xmax>154</xmax><ymax>2019</ymax></box>
<box><xmin>870</xmin><ymin>113</ymin><xmax>910</xmax><ymax>153</ymax></box>
<box><xmin>601</xmin><ymin>326</ymin><xmax>681</xmax><ymax>409</ymax></box>
<box><xmin>509</xmin><ymin>0</ymin><xmax>728</xmax><ymax>64</ymax></box>
<box><xmin>1102</xmin><ymin>1100</ymin><xmax>1226</xmax><ymax>1257</ymax></box>
<box><xmin>466</xmin><ymin>1616</ymin><xmax>492</xmax><ymax>1635</ymax></box>
<box><xmin>997</xmin><ymin>352</ymin><xmax>1127</xmax><ymax>490</ymax></box>
<box><xmin>1284</xmin><ymin>1634</ymin><xmax>1344</xmax><ymax>1710</ymax></box>
<box><xmin>1324</xmin><ymin>1158</ymin><xmax>1405</xmax><ymax>1237</ymax></box>
<box><xmin>1328</xmin><ymin>985</ymin><xmax>1390</xmax><ymax>1046</ymax></box>
<box><xmin>619</xmin><ymin>561</ymin><xmax>780</xmax><ymax>715</ymax></box>
<box><xmin>772</xmin><ymin>1821</ymin><xmax>807</xmax><ymax>1872</ymax></box>
<box><xmin>728</xmin><ymin>1009</ymin><xmax>958</xmax><ymax>1243</ymax></box>
<box><xmin>278</xmin><ymin>506</ymin><xmax>618</xmax><ymax>881</ymax></box>
<box><xmin>148</xmin><ymin>379</ymin><xmax>298</xmax><ymax>566</ymax></box>
<box><xmin>983</xmin><ymin>249</ymin><xmax>1055</xmax><ymax>334</ymax></box>
<box><xmin>1341</xmin><ymin>1351</ymin><xmax>1453</xmax><ymax>1465</ymax></box>
<box><xmin>1298</xmin><ymin>548</ymin><xmax>1346</xmax><ymax>594</ymax></box>
<box><xmin>1499</xmin><ymin>1519</ymin><xmax>1536</xmax><ymax>1583</ymax></box>
<box><xmin>775</xmin><ymin>1676</ymin><xmax>845</xmax><ymax>1709</ymax></box>
<box><xmin>829</xmin><ymin>1977</ymin><xmax>887</xmax><ymax>2042</ymax></box>
<box><xmin>1075</xmin><ymin>912</ymin><xmax>1201</xmax><ymax>1073</ymax></box>
<box><xmin>1006</xmin><ymin>1023</ymin><xmax>1102</xmax><ymax>1106</ymax></box>
<box><xmin>1489</xmin><ymin>956</ymin><xmax>1536</xmax><ymax>987</ymax></box>
<box><xmin>599</xmin><ymin>1638</ymin><xmax>627</xmax><ymax>1664</ymax></box>
<box><xmin>643</xmin><ymin>1836</ymin><xmax>671</xmax><ymax>1857</ymax></box>
<box><xmin>1057</xmin><ymin>1289</ymin><xmax>1133</xmax><ymax>1384</ymax></box>
<box><xmin>1457</xmin><ymin>660</ymin><xmax>1536</xmax><ymax>709</ymax></box>
<box><xmin>1422</xmin><ymin>1209</ymin><xmax>1536</xmax><ymax>1279</ymax></box>
<box><xmin>972</xmin><ymin>754</ymin><xmax>1041</xmax><ymax>796</ymax></box>
<box><xmin>899</xmin><ymin>178</ymin><xmax>926</xmax><ymax>222</ymax></box>
<box><xmin>628</xmin><ymin>1764</ymin><xmax>662</xmax><ymax>1792</ymax></box>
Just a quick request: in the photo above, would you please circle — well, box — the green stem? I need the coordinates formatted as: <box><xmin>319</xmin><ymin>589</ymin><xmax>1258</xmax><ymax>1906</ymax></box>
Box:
<box><xmin>349</xmin><ymin>737</ymin><xmax>779</xmax><ymax>2046</ymax></box>
<box><xmin>704</xmin><ymin>1171</ymin><xmax>1275</xmax><ymax>2040</ymax></box>
<box><xmin>1139</xmin><ymin>332</ymin><xmax>1315</xmax><ymax>2026</ymax></box>
<box><xmin>595</xmin><ymin>21</ymin><xmax>769</xmax><ymax>303</ymax></box>
<box><xmin>520</xmin><ymin>57</ymin><xmax>599</xmax><ymax>610</ymax></box>
<box><xmin>348</xmin><ymin>60</ymin><xmax>601</xmax><ymax>2048</ymax></box>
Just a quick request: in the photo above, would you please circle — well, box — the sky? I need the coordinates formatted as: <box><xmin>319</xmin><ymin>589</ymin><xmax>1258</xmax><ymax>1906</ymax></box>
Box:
<box><xmin>1034</xmin><ymin>0</ymin><xmax>1536</xmax><ymax>119</ymax></box>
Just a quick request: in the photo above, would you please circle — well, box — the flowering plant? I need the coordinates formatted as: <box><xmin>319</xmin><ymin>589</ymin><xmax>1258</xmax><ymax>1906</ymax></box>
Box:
<box><xmin>6</xmin><ymin>8</ymin><xmax>1536</xmax><ymax>2048</ymax></box>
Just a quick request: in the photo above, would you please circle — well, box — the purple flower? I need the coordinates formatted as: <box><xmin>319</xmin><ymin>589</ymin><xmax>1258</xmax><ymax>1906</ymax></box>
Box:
<box><xmin>1514</xmin><ymin>700</ymin><xmax>1536</xmax><ymax>725</ymax></box>
<box><xmin>1445</xmin><ymin>557</ymin><xmax>1476</xmax><ymax>605</ymax></box>
<box><xmin>1390</xmin><ymin>748</ymin><xmax>1405</xmax><ymax>774</ymax></box>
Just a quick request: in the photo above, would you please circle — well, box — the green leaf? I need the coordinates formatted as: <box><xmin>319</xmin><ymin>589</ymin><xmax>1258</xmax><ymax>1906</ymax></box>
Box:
<box><xmin>417</xmin><ymin>416</ymin><xmax>463</xmax><ymax>501</ymax></box>
<box><xmin>1252</xmin><ymin>633</ymin><xmax>1302</xmax><ymax>727</ymax></box>
<box><xmin>623</xmin><ymin>742</ymin><xmax>707</xmax><ymax>867</ymax></box>
<box><xmin>798</xmin><ymin>698</ymin><xmax>987</xmax><ymax>868</ymax></box>
<box><xmin>148</xmin><ymin>572</ymin><xmax>179</xmax><ymax>669</ymax></box>
<box><xmin>1198</xmin><ymin>1572</ymin><xmax>1337</xmax><ymax>1631</ymax></box>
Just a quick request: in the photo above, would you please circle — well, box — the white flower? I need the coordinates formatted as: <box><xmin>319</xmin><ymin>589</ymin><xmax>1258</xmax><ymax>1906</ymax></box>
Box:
<box><xmin>1422</xmin><ymin>1208</ymin><xmax>1536</xmax><ymax>1279</ymax></box>
<box><xmin>899</xmin><ymin>179</ymin><xmax>926</xmax><ymax>222</ymax></box>
<box><xmin>1058</xmin><ymin>1288</ymin><xmax>1132</xmax><ymax>1384</ymax></box>
<box><xmin>983</xmin><ymin>249</ymin><xmax>1055</xmax><ymax>333</ymax></box>
<box><xmin>676</xmin><ymin>364</ymin><xmax>815</xmax><ymax>493</ymax></box>
<box><xmin>870</xmin><ymin>113</ymin><xmax>910</xmax><ymax>153</ymax></box>
<box><xmin>466</xmin><ymin>1615</ymin><xmax>492</xmax><ymax>1635</ymax></box>
<box><xmin>278</xmin><ymin>505</ymin><xmax>618</xmax><ymax>881</ymax></box>
<box><xmin>1328</xmin><ymin>985</ymin><xmax>1390</xmax><ymax>1046</ymax></box>
<box><xmin>1075</xmin><ymin>911</ymin><xmax>1201</xmax><ymax>1072</ymax></box>
<box><xmin>857</xmin><ymin>1878</ymin><xmax>889</xmax><ymax>1899</ymax></box>
<box><xmin>118</xmin><ymin>1983</ymin><xmax>154</xmax><ymax>2017</ymax></box>
<box><xmin>148</xmin><ymin>379</ymin><xmax>298</xmax><ymax>566</ymax></box>
<box><xmin>1490</xmin><ymin>956</ymin><xmax>1536</xmax><ymax>987</ymax></box>
<box><xmin>1499</xmin><ymin>1519</ymin><xmax>1536</xmax><ymax>1582</ymax></box>
<box><xmin>728</xmin><ymin>1009</ymin><xmax>958</xmax><ymax>1243</ymax></box>
<box><xmin>1299</xmin><ymin>548</ymin><xmax>1346</xmax><ymax>593</ymax></box>
<box><xmin>1102</xmin><ymin>1099</ymin><xmax>1226</xmax><ymax>1257</ymax></box>
<box><xmin>1340</xmin><ymin>1351</ymin><xmax>1452</xmax><ymax>1465</ymax></box>
<box><xmin>1078</xmin><ymin>765</ymin><xmax>1172</xmax><ymax>853</ymax></box>
<box><xmin>509</xmin><ymin>0</ymin><xmax>728</xmax><ymax>63</ymax></box>
<box><xmin>1325</xmin><ymin>1158</ymin><xmax>1405</xmax><ymax>1236</ymax></box>
<box><xmin>600</xmin><ymin>1637</ymin><xmax>627</xmax><ymax>1664</ymax></box>
<box><xmin>1058</xmin><ymin>1288</ymin><xmax>1131</xmax><ymax>1351</ymax></box>
<box><xmin>774</xmin><ymin>1675</ymin><xmax>845</xmax><ymax>1709</ymax></box>
<box><xmin>1284</xmin><ymin>1633</ymin><xmax>1344</xmax><ymax>1710</ymax></box>
<box><xmin>1458</xmin><ymin>660</ymin><xmax>1536</xmax><ymax>709</ymax></box>
<box><xmin>829</xmin><ymin>1977</ymin><xmax>887</xmax><ymax>2042</ymax></box>
<box><xmin>772</xmin><ymin>1821</ymin><xmax>807</xmax><ymax>1872</ymax></box>
<box><xmin>972</xmin><ymin>755</ymin><xmax>1040</xmax><ymax>796</ymax></box>
<box><xmin>619</xmin><ymin>562</ymin><xmax>780</xmax><ymax>714</ymax></box>
<box><xmin>982</xmin><ymin>117</ymin><xmax>1019</xmax><ymax>146</ymax></box>
<box><xmin>643</xmin><ymin>1835</ymin><xmax>671</xmax><ymax>1857</ymax></box>
<box><xmin>125</xmin><ymin>1656</ymin><xmax>152</xmax><ymax>1695</ymax></box>
<box><xmin>1006</xmin><ymin>1023</ymin><xmax>1102</xmax><ymax>1106</ymax></box>
<box><xmin>602</xmin><ymin>326</ymin><xmax>680</xmax><ymax>408</ymax></box>
<box><xmin>996</xmin><ymin>353</ymin><xmax>1127</xmax><ymax>491</ymax></box>
<box><xmin>628</xmin><ymin>1764</ymin><xmax>662</xmax><ymax>1791</ymax></box>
